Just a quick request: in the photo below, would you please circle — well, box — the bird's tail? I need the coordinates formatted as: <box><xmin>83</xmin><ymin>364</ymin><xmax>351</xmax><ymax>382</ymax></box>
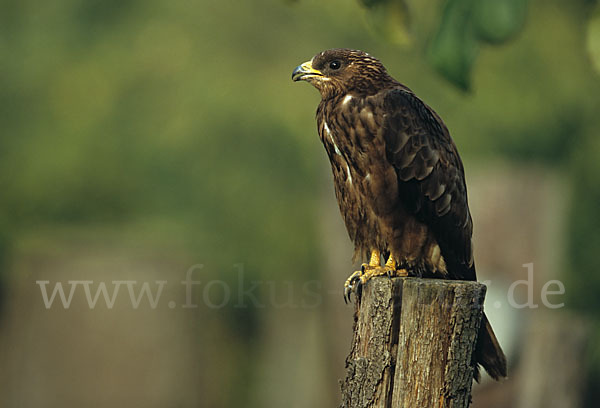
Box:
<box><xmin>474</xmin><ymin>313</ymin><xmax>507</xmax><ymax>381</ymax></box>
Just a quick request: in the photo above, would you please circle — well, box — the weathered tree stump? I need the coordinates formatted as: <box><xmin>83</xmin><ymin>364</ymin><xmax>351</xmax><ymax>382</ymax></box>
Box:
<box><xmin>340</xmin><ymin>277</ymin><xmax>486</xmax><ymax>408</ymax></box>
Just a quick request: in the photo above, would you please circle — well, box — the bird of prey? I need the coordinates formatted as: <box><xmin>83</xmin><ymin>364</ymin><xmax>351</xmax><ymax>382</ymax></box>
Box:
<box><xmin>292</xmin><ymin>48</ymin><xmax>506</xmax><ymax>380</ymax></box>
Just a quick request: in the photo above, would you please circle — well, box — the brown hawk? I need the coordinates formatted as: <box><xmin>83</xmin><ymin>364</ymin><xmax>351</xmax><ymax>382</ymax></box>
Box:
<box><xmin>292</xmin><ymin>48</ymin><xmax>506</xmax><ymax>380</ymax></box>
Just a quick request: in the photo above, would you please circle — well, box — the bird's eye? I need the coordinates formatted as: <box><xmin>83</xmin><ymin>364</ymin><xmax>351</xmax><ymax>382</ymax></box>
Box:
<box><xmin>329</xmin><ymin>60</ymin><xmax>341</xmax><ymax>70</ymax></box>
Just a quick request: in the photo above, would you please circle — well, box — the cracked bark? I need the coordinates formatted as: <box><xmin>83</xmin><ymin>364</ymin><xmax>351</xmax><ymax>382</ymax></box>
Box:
<box><xmin>340</xmin><ymin>277</ymin><xmax>486</xmax><ymax>408</ymax></box>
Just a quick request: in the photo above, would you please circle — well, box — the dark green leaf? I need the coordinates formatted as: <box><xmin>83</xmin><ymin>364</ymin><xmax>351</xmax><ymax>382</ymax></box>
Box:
<box><xmin>473</xmin><ymin>0</ymin><xmax>529</xmax><ymax>44</ymax></box>
<box><xmin>426</xmin><ymin>0</ymin><xmax>479</xmax><ymax>90</ymax></box>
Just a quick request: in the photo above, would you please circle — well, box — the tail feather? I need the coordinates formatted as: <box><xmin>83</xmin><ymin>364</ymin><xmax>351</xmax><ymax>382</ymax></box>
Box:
<box><xmin>474</xmin><ymin>313</ymin><xmax>507</xmax><ymax>381</ymax></box>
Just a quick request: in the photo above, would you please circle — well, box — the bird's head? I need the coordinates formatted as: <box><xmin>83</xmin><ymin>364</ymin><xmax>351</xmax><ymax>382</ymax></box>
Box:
<box><xmin>292</xmin><ymin>49</ymin><xmax>394</xmax><ymax>99</ymax></box>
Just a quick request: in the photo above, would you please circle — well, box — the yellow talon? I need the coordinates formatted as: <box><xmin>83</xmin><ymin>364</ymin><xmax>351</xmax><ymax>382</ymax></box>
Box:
<box><xmin>344</xmin><ymin>250</ymin><xmax>408</xmax><ymax>303</ymax></box>
<box><xmin>385</xmin><ymin>254</ymin><xmax>396</xmax><ymax>269</ymax></box>
<box><xmin>384</xmin><ymin>255</ymin><xmax>408</xmax><ymax>276</ymax></box>
<box><xmin>369</xmin><ymin>249</ymin><xmax>381</xmax><ymax>267</ymax></box>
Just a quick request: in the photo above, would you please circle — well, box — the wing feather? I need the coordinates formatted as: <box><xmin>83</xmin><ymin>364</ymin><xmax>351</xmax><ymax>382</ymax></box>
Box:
<box><xmin>382</xmin><ymin>88</ymin><xmax>475</xmax><ymax>280</ymax></box>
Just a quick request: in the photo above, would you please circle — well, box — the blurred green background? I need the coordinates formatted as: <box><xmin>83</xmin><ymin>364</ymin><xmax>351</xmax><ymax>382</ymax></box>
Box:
<box><xmin>1</xmin><ymin>0</ymin><xmax>599</xmax><ymax>406</ymax></box>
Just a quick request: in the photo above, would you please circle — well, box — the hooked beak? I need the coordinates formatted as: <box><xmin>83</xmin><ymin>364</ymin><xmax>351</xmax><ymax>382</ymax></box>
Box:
<box><xmin>292</xmin><ymin>60</ymin><xmax>324</xmax><ymax>82</ymax></box>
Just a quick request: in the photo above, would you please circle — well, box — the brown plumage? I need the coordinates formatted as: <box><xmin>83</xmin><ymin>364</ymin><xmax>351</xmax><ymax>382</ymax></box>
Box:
<box><xmin>292</xmin><ymin>48</ymin><xmax>507</xmax><ymax>381</ymax></box>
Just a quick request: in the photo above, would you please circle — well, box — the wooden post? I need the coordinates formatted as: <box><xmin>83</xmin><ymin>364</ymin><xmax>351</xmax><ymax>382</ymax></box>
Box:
<box><xmin>340</xmin><ymin>277</ymin><xmax>486</xmax><ymax>408</ymax></box>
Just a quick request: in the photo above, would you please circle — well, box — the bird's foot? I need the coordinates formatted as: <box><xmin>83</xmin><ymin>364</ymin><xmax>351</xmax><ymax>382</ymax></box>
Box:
<box><xmin>343</xmin><ymin>263</ymin><xmax>408</xmax><ymax>303</ymax></box>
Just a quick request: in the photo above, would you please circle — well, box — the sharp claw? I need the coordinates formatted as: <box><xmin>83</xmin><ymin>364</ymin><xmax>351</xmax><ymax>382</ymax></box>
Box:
<box><xmin>345</xmin><ymin>284</ymin><xmax>354</xmax><ymax>304</ymax></box>
<box><xmin>344</xmin><ymin>269</ymin><xmax>369</xmax><ymax>304</ymax></box>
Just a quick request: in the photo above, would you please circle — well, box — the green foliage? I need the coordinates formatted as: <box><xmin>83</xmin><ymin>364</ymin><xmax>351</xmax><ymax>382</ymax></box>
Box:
<box><xmin>356</xmin><ymin>0</ymin><xmax>530</xmax><ymax>89</ymax></box>
<box><xmin>473</xmin><ymin>0</ymin><xmax>528</xmax><ymax>44</ymax></box>
<box><xmin>427</xmin><ymin>0</ymin><xmax>480</xmax><ymax>90</ymax></box>
<box><xmin>360</xmin><ymin>0</ymin><xmax>388</xmax><ymax>7</ymax></box>
<box><xmin>587</xmin><ymin>3</ymin><xmax>600</xmax><ymax>74</ymax></box>
<box><xmin>426</xmin><ymin>0</ymin><xmax>529</xmax><ymax>90</ymax></box>
<box><xmin>567</xmin><ymin>134</ymin><xmax>600</xmax><ymax>314</ymax></box>
<box><xmin>362</xmin><ymin>0</ymin><xmax>411</xmax><ymax>46</ymax></box>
